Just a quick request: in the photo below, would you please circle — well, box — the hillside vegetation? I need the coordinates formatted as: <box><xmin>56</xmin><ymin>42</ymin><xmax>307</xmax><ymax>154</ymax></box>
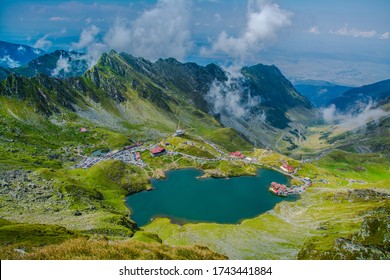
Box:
<box><xmin>0</xmin><ymin>50</ymin><xmax>388</xmax><ymax>260</ymax></box>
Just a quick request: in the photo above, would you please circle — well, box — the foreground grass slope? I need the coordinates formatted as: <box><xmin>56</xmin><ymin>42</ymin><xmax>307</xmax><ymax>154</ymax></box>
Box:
<box><xmin>21</xmin><ymin>238</ymin><xmax>227</xmax><ymax>260</ymax></box>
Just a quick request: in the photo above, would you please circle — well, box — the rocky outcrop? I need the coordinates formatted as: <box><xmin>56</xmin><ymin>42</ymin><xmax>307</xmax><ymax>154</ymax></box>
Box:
<box><xmin>298</xmin><ymin>206</ymin><xmax>390</xmax><ymax>260</ymax></box>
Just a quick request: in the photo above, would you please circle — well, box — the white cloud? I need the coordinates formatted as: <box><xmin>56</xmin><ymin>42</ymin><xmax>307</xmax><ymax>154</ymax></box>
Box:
<box><xmin>105</xmin><ymin>0</ymin><xmax>192</xmax><ymax>61</ymax></box>
<box><xmin>214</xmin><ymin>13</ymin><xmax>222</xmax><ymax>21</ymax></box>
<box><xmin>103</xmin><ymin>20</ymin><xmax>132</xmax><ymax>52</ymax></box>
<box><xmin>51</xmin><ymin>55</ymin><xmax>71</xmax><ymax>77</ymax></box>
<box><xmin>330</xmin><ymin>24</ymin><xmax>386</xmax><ymax>39</ymax></box>
<box><xmin>308</xmin><ymin>26</ymin><xmax>320</xmax><ymax>35</ymax></box>
<box><xmin>0</xmin><ymin>55</ymin><xmax>21</xmax><ymax>68</ymax></box>
<box><xmin>85</xmin><ymin>17</ymin><xmax>92</xmax><ymax>24</ymax></box>
<box><xmin>351</xmin><ymin>30</ymin><xmax>377</xmax><ymax>38</ymax></box>
<box><xmin>380</xmin><ymin>32</ymin><xmax>389</xmax><ymax>40</ymax></box>
<box><xmin>71</xmin><ymin>25</ymin><xmax>103</xmax><ymax>67</ymax></box>
<box><xmin>72</xmin><ymin>0</ymin><xmax>192</xmax><ymax>63</ymax></box>
<box><xmin>72</xmin><ymin>25</ymin><xmax>100</xmax><ymax>50</ymax></box>
<box><xmin>34</xmin><ymin>35</ymin><xmax>52</xmax><ymax>50</ymax></box>
<box><xmin>51</xmin><ymin>52</ymin><xmax>89</xmax><ymax>78</ymax></box>
<box><xmin>60</xmin><ymin>27</ymin><xmax>68</xmax><ymax>35</ymax></box>
<box><xmin>49</xmin><ymin>17</ymin><xmax>70</xmax><ymax>21</ymax></box>
<box><xmin>322</xmin><ymin>102</ymin><xmax>387</xmax><ymax>130</ymax></box>
<box><xmin>17</xmin><ymin>46</ymin><xmax>26</xmax><ymax>52</ymax></box>
<box><xmin>206</xmin><ymin>66</ymin><xmax>261</xmax><ymax>119</ymax></box>
<box><xmin>318</xmin><ymin>88</ymin><xmax>328</xmax><ymax>94</ymax></box>
<box><xmin>201</xmin><ymin>0</ymin><xmax>292</xmax><ymax>63</ymax></box>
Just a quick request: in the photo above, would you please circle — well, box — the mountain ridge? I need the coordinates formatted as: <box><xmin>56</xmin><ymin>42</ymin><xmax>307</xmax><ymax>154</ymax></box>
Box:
<box><xmin>294</xmin><ymin>79</ymin><xmax>353</xmax><ymax>107</ymax></box>
<box><xmin>327</xmin><ymin>79</ymin><xmax>390</xmax><ymax>112</ymax></box>
<box><xmin>1</xmin><ymin>49</ymin><xmax>314</xmax><ymax>151</ymax></box>
<box><xmin>0</xmin><ymin>40</ymin><xmax>45</xmax><ymax>68</ymax></box>
<box><xmin>10</xmin><ymin>50</ymin><xmax>89</xmax><ymax>79</ymax></box>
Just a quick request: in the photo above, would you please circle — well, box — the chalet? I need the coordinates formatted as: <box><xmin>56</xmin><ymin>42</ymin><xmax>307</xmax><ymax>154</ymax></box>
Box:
<box><xmin>230</xmin><ymin>151</ymin><xmax>245</xmax><ymax>159</ymax></box>
<box><xmin>280</xmin><ymin>163</ymin><xmax>294</xmax><ymax>173</ymax></box>
<box><xmin>79</xmin><ymin>127</ymin><xmax>88</xmax><ymax>133</ymax></box>
<box><xmin>150</xmin><ymin>146</ymin><xmax>166</xmax><ymax>157</ymax></box>
<box><xmin>175</xmin><ymin>129</ymin><xmax>183</xmax><ymax>136</ymax></box>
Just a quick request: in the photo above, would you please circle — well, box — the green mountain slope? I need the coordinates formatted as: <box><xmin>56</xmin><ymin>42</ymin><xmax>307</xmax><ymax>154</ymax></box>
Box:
<box><xmin>328</xmin><ymin>79</ymin><xmax>390</xmax><ymax>112</ymax></box>
<box><xmin>0</xmin><ymin>50</ymin><xmax>252</xmax><ymax>165</ymax></box>
<box><xmin>116</xmin><ymin>55</ymin><xmax>314</xmax><ymax>150</ymax></box>
<box><xmin>3</xmin><ymin>50</ymin><xmax>315</xmax><ymax>153</ymax></box>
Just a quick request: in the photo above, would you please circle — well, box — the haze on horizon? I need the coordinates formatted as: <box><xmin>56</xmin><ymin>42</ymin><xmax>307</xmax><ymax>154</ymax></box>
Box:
<box><xmin>1</xmin><ymin>0</ymin><xmax>389</xmax><ymax>86</ymax></box>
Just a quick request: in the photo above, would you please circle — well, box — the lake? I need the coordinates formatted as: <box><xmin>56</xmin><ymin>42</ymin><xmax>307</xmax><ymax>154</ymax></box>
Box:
<box><xmin>126</xmin><ymin>168</ymin><xmax>296</xmax><ymax>226</ymax></box>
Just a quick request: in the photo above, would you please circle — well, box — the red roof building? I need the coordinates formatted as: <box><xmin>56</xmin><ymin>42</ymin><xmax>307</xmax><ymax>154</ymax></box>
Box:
<box><xmin>136</xmin><ymin>152</ymin><xmax>141</xmax><ymax>161</ymax></box>
<box><xmin>269</xmin><ymin>182</ymin><xmax>288</xmax><ymax>196</ymax></box>
<box><xmin>281</xmin><ymin>163</ymin><xmax>294</xmax><ymax>173</ymax></box>
<box><xmin>150</xmin><ymin>146</ymin><xmax>166</xmax><ymax>157</ymax></box>
<box><xmin>230</xmin><ymin>151</ymin><xmax>245</xmax><ymax>159</ymax></box>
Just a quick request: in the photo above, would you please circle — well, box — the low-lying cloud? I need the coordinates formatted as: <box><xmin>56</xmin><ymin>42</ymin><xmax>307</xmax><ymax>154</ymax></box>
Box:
<box><xmin>51</xmin><ymin>55</ymin><xmax>71</xmax><ymax>77</ymax></box>
<box><xmin>201</xmin><ymin>0</ymin><xmax>292</xmax><ymax>63</ymax></box>
<box><xmin>51</xmin><ymin>53</ymin><xmax>89</xmax><ymax>78</ymax></box>
<box><xmin>0</xmin><ymin>55</ymin><xmax>21</xmax><ymax>68</ymax></box>
<box><xmin>17</xmin><ymin>46</ymin><xmax>26</xmax><ymax>53</ymax></box>
<box><xmin>203</xmin><ymin>1</ymin><xmax>289</xmax><ymax>121</ymax></box>
<box><xmin>322</xmin><ymin>102</ymin><xmax>387</xmax><ymax>129</ymax></box>
<box><xmin>206</xmin><ymin>66</ymin><xmax>262</xmax><ymax>119</ymax></box>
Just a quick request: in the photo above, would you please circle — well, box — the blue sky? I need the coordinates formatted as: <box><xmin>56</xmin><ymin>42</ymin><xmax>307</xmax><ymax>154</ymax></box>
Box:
<box><xmin>1</xmin><ymin>0</ymin><xmax>389</xmax><ymax>85</ymax></box>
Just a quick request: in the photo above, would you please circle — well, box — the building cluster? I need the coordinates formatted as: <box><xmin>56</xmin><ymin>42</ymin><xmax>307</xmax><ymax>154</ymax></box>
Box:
<box><xmin>268</xmin><ymin>182</ymin><xmax>307</xmax><ymax>197</ymax></box>
<box><xmin>269</xmin><ymin>182</ymin><xmax>289</xmax><ymax>196</ymax></box>
<box><xmin>75</xmin><ymin>144</ymin><xmax>146</xmax><ymax>169</ymax></box>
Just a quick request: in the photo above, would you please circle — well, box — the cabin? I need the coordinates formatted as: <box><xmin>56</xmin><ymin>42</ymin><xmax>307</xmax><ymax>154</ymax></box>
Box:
<box><xmin>230</xmin><ymin>151</ymin><xmax>245</xmax><ymax>159</ymax></box>
<box><xmin>150</xmin><ymin>146</ymin><xmax>166</xmax><ymax>157</ymax></box>
<box><xmin>175</xmin><ymin>129</ymin><xmax>183</xmax><ymax>136</ymax></box>
<box><xmin>280</xmin><ymin>163</ymin><xmax>294</xmax><ymax>173</ymax></box>
<box><xmin>79</xmin><ymin>127</ymin><xmax>88</xmax><ymax>133</ymax></box>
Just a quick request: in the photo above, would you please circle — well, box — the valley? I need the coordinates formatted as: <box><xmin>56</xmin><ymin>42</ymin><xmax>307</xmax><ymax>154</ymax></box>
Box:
<box><xmin>0</xmin><ymin>46</ymin><xmax>389</xmax><ymax>260</ymax></box>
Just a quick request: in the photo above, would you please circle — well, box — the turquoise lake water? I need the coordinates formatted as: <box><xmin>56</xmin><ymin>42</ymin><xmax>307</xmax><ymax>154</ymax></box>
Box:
<box><xmin>126</xmin><ymin>168</ymin><xmax>296</xmax><ymax>226</ymax></box>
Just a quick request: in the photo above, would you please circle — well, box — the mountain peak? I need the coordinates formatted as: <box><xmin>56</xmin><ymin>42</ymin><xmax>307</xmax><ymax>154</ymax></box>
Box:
<box><xmin>156</xmin><ymin>57</ymin><xmax>181</xmax><ymax>66</ymax></box>
<box><xmin>108</xmin><ymin>50</ymin><xmax>118</xmax><ymax>56</ymax></box>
